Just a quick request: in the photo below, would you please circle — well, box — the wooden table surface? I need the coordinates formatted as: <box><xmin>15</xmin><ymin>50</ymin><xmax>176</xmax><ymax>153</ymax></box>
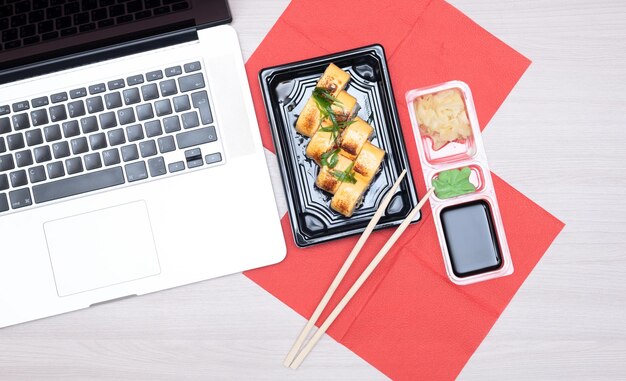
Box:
<box><xmin>1</xmin><ymin>0</ymin><xmax>625</xmax><ymax>379</ymax></box>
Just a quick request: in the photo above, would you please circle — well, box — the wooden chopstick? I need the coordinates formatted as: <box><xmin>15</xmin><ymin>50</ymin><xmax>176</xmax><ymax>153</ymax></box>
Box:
<box><xmin>283</xmin><ymin>169</ymin><xmax>408</xmax><ymax>368</ymax></box>
<box><xmin>289</xmin><ymin>187</ymin><xmax>435</xmax><ymax>369</ymax></box>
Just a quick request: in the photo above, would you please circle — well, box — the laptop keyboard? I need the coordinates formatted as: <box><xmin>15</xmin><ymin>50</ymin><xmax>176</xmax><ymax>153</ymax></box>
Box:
<box><xmin>0</xmin><ymin>59</ymin><xmax>224</xmax><ymax>214</ymax></box>
<box><xmin>0</xmin><ymin>0</ymin><xmax>191</xmax><ymax>52</ymax></box>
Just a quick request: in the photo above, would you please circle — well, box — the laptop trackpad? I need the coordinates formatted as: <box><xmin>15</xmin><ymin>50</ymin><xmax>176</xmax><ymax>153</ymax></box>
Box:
<box><xmin>44</xmin><ymin>201</ymin><xmax>161</xmax><ymax>297</ymax></box>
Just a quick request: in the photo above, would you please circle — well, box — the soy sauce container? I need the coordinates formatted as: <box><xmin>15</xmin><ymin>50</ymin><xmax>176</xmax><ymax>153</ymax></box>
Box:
<box><xmin>406</xmin><ymin>81</ymin><xmax>513</xmax><ymax>285</ymax></box>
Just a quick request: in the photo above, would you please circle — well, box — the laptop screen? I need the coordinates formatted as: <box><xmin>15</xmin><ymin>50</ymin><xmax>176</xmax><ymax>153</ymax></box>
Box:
<box><xmin>0</xmin><ymin>0</ymin><xmax>231</xmax><ymax>77</ymax></box>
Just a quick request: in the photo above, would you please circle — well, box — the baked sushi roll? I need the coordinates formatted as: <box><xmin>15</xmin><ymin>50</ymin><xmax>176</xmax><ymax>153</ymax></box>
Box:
<box><xmin>316</xmin><ymin>154</ymin><xmax>354</xmax><ymax>194</ymax></box>
<box><xmin>353</xmin><ymin>141</ymin><xmax>385</xmax><ymax>183</ymax></box>
<box><xmin>317</xmin><ymin>63</ymin><xmax>350</xmax><ymax>96</ymax></box>
<box><xmin>295</xmin><ymin>90</ymin><xmax>357</xmax><ymax>138</ymax></box>
<box><xmin>305</xmin><ymin>121</ymin><xmax>335</xmax><ymax>165</ymax></box>
<box><xmin>339</xmin><ymin>117</ymin><xmax>374</xmax><ymax>160</ymax></box>
<box><xmin>331</xmin><ymin>173</ymin><xmax>369</xmax><ymax>217</ymax></box>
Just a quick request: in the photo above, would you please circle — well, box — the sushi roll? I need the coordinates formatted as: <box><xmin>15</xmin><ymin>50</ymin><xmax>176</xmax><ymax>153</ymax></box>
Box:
<box><xmin>331</xmin><ymin>174</ymin><xmax>369</xmax><ymax>217</ymax></box>
<box><xmin>330</xmin><ymin>90</ymin><xmax>357</xmax><ymax>120</ymax></box>
<box><xmin>353</xmin><ymin>141</ymin><xmax>385</xmax><ymax>183</ymax></box>
<box><xmin>317</xmin><ymin>63</ymin><xmax>350</xmax><ymax>96</ymax></box>
<box><xmin>316</xmin><ymin>154</ymin><xmax>354</xmax><ymax>194</ymax></box>
<box><xmin>339</xmin><ymin>117</ymin><xmax>374</xmax><ymax>160</ymax></box>
<box><xmin>305</xmin><ymin>121</ymin><xmax>335</xmax><ymax>165</ymax></box>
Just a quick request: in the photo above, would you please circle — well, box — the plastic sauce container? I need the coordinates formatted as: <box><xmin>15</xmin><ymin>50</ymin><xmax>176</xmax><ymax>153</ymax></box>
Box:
<box><xmin>406</xmin><ymin>81</ymin><xmax>513</xmax><ymax>285</ymax></box>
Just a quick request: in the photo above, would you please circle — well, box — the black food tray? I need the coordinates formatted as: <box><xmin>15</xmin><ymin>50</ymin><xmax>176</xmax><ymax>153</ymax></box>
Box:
<box><xmin>259</xmin><ymin>44</ymin><xmax>420</xmax><ymax>247</ymax></box>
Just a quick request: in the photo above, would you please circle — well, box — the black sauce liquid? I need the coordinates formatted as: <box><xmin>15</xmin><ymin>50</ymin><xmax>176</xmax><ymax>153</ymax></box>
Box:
<box><xmin>440</xmin><ymin>200</ymin><xmax>502</xmax><ymax>278</ymax></box>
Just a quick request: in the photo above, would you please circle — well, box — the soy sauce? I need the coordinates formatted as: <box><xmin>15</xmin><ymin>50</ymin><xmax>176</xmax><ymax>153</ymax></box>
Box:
<box><xmin>440</xmin><ymin>200</ymin><xmax>502</xmax><ymax>277</ymax></box>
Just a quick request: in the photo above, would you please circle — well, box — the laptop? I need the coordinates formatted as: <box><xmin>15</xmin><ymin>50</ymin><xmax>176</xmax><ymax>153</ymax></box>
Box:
<box><xmin>0</xmin><ymin>0</ymin><xmax>286</xmax><ymax>328</ymax></box>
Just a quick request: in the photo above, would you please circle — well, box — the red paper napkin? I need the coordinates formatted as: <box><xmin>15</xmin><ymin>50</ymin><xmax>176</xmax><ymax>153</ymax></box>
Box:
<box><xmin>244</xmin><ymin>0</ymin><xmax>565</xmax><ymax>379</ymax></box>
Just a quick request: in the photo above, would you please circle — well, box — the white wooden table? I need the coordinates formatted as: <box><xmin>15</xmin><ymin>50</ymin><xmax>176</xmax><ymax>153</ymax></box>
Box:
<box><xmin>1</xmin><ymin>1</ymin><xmax>625</xmax><ymax>379</ymax></box>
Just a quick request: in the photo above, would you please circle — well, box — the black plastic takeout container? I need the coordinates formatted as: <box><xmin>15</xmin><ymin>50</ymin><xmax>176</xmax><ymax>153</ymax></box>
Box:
<box><xmin>259</xmin><ymin>45</ymin><xmax>420</xmax><ymax>247</ymax></box>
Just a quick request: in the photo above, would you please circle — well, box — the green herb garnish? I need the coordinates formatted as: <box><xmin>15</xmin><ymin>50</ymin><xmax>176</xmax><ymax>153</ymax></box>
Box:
<box><xmin>432</xmin><ymin>167</ymin><xmax>477</xmax><ymax>199</ymax></box>
<box><xmin>331</xmin><ymin>162</ymin><xmax>357</xmax><ymax>184</ymax></box>
<box><xmin>320</xmin><ymin>118</ymin><xmax>355</xmax><ymax>141</ymax></box>
<box><xmin>312</xmin><ymin>87</ymin><xmax>342</xmax><ymax>126</ymax></box>
<box><xmin>320</xmin><ymin>148</ymin><xmax>340</xmax><ymax>168</ymax></box>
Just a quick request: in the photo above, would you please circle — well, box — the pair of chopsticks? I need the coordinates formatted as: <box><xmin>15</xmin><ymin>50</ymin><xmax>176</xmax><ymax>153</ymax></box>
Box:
<box><xmin>284</xmin><ymin>169</ymin><xmax>435</xmax><ymax>369</ymax></box>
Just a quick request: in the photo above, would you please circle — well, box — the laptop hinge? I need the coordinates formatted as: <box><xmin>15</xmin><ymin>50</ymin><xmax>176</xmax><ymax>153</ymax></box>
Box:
<box><xmin>0</xmin><ymin>27</ymin><xmax>199</xmax><ymax>85</ymax></box>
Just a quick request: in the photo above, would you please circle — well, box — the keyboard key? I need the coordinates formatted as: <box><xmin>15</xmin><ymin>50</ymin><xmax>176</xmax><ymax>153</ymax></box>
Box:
<box><xmin>0</xmin><ymin>138</ymin><xmax>4</xmax><ymax>153</ymax></box>
<box><xmin>154</xmin><ymin>99</ymin><xmax>172</xmax><ymax>116</ymax></box>
<box><xmin>178</xmin><ymin>73</ymin><xmax>205</xmax><ymax>92</ymax></box>
<box><xmin>146</xmin><ymin>70</ymin><xmax>163</xmax><ymax>82</ymax></box>
<box><xmin>9</xmin><ymin>188</ymin><xmax>32</xmax><ymax>209</ymax></box>
<box><xmin>148</xmin><ymin>156</ymin><xmax>166</xmax><ymax>177</ymax></box>
<box><xmin>159</xmin><ymin>79</ymin><xmax>177</xmax><ymax>96</ymax></box>
<box><xmin>123</xmin><ymin>88</ymin><xmax>141</xmax><ymax>105</ymax></box>
<box><xmin>0</xmin><ymin>106</ymin><xmax>10</xmax><ymax>116</ymax></box>
<box><xmin>51</xmin><ymin>92</ymin><xmax>68</xmax><ymax>103</ymax></box>
<box><xmin>62</xmin><ymin>120</ymin><xmax>80</xmax><ymax>138</ymax></box>
<box><xmin>136</xmin><ymin>103</ymin><xmax>154</xmax><ymax>121</ymax></box>
<box><xmin>191</xmin><ymin>91</ymin><xmax>213</xmax><ymax>125</ymax></box>
<box><xmin>165</xmin><ymin>66</ymin><xmax>182</xmax><ymax>77</ymax></box>
<box><xmin>80</xmin><ymin>116</ymin><xmax>98</xmax><ymax>133</ymax></box>
<box><xmin>0</xmin><ymin>193</ymin><xmax>8</xmax><ymax>212</ymax></box>
<box><xmin>86</xmin><ymin>96</ymin><xmax>104</xmax><ymax>113</ymax></box>
<box><xmin>12</xmin><ymin>101</ymin><xmax>29</xmax><ymax>112</ymax></box>
<box><xmin>25</xmin><ymin>129</ymin><xmax>44</xmax><ymax>146</ymax></box>
<box><xmin>49</xmin><ymin>105</ymin><xmax>67</xmax><ymax>122</ymax></box>
<box><xmin>43</xmin><ymin>124</ymin><xmax>62</xmax><ymax>142</ymax></box>
<box><xmin>125</xmin><ymin>161</ymin><xmax>148</xmax><ymax>182</ymax></box>
<box><xmin>139</xmin><ymin>140</ymin><xmax>157</xmax><ymax>158</ymax></box>
<box><xmin>168</xmin><ymin>161</ymin><xmax>185</xmax><ymax>173</ymax></box>
<box><xmin>107</xmin><ymin>79</ymin><xmax>125</xmax><ymax>90</ymax></box>
<box><xmin>163</xmin><ymin>116</ymin><xmax>181</xmax><ymax>133</ymax></box>
<box><xmin>102</xmin><ymin>148</ymin><xmax>121</xmax><ymax>166</ymax></box>
<box><xmin>0</xmin><ymin>174</ymin><xmax>8</xmax><ymax>191</ymax></box>
<box><xmin>89</xmin><ymin>132</ymin><xmax>107</xmax><ymax>150</ymax></box>
<box><xmin>176</xmin><ymin>126</ymin><xmax>217</xmax><ymax>149</ymax></box>
<box><xmin>52</xmin><ymin>141</ymin><xmax>70</xmax><ymax>159</ymax></box>
<box><xmin>7</xmin><ymin>133</ymin><xmax>25</xmax><ymax>150</ymax></box>
<box><xmin>121</xmin><ymin>144</ymin><xmax>139</xmax><ymax>162</ymax></box>
<box><xmin>33</xmin><ymin>167</ymin><xmax>125</xmax><ymax>203</ymax></box>
<box><xmin>126</xmin><ymin>124</ymin><xmax>144</xmax><ymax>142</ymax></box>
<box><xmin>89</xmin><ymin>83</ymin><xmax>106</xmax><ymax>95</ymax></box>
<box><xmin>28</xmin><ymin>165</ymin><xmax>47</xmax><ymax>184</ymax></box>
<box><xmin>46</xmin><ymin>161</ymin><xmax>65</xmax><ymax>179</ymax></box>
<box><xmin>117</xmin><ymin>107</ymin><xmax>136</xmax><ymax>125</ymax></box>
<box><xmin>70</xmin><ymin>88</ymin><xmax>87</xmax><ymax>99</ymax></box>
<box><xmin>31</xmin><ymin>96</ymin><xmax>49</xmax><ymax>108</ymax></box>
<box><xmin>65</xmin><ymin>157</ymin><xmax>83</xmax><ymax>174</ymax></box>
<box><xmin>12</xmin><ymin>113</ymin><xmax>30</xmax><ymax>130</ymax></box>
<box><xmin>71</xmin><ymin>137</ymin><xmax>89</xmax><ymax>155</ymax></box>
<box><xmin>84</xmin><ymin>152</ymin><xmax>102</xmax><ymax>170</ymax></box>
<box><xmin>99</xmin><ymin>112</ymin><xmax>117</xmax><ymax>129</ymax></box>
<box><xmin>67</xmin><ymin>100</ymin><xmax>86</xmax><ymax>118</ymax></box>
<box><xmin>173</xmin><ymin>94</ymin><xmax>191</xmax><ymax>112</ymax></box>
<box><xmin>0</xmin><ymin>118</ymin><xmax>11</xmax><ymax>134</ymax></box>
<box><xmin>127</xmin><ymin>74</ymin><xmax>144</xmax><ymax>86</ymax></box>
<box><xmin>104</xmin><ymin>92</ymin><xmax>123</xmax><ymax>109</ymax></box>
<box><xmin>15</xmin><ymin>150</ymin><xmax>33</xmax><ymax>167</ymax></box>
<box><xmin>185</xmin><ymin>147</ymin><xmax>203</xmax><ymax>168</ymax></box>
<box><xmin>10</xmin><ymin>170</ymin><xmax>28</xmax><ymax>187</ymax></box>
<box><xmin>183</xmin><ymin>61</ymin><xmax>201</xmax><ymax>73</ymax></box>
<box><xmin>144</xmin><ymin>120</ymin><xmax>162</xmax><ymax>137</ymax></box>
<box><xmin>157</xmin><ymin>135</ymin><xmax>175</xmax><ymax>153</ymax></box>
<box><xmin>0</xmin><ymin>154</ymin><xmax>15</xmax><ymax>171</ymax></box>
<box><xmin>141</xmin><ymin>83</ymin><xmax>159</xmax><ymax>101</ymax></box>
<box><xmin>181</xmin><ymin>111</ymin><xmax>199</xmax><ymax>129</ymax></box>
<box><xmin>34</xmin><ymin>146</ymin><xmax>52</xmax><ymax>163</ymax></box>
<box><xmin>107</xmin><ymin>128</ymin><xmax>126</xmax><ymax>146</ymax></box>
